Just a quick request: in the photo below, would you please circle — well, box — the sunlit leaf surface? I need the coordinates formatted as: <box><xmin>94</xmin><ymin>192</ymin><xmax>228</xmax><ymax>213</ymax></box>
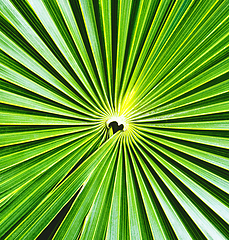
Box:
<box><xmin>0</xmin><ymin>0</ymin><xmax>229</xmax><ymax>239</ymax></box>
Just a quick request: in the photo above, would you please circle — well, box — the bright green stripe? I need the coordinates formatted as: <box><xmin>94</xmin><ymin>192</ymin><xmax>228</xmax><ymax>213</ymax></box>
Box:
<box><xmin>136</xmin><ymin>126</ymin><xmax>229</xmax><ymax>149</ymax></box>
<box><xmin>138</xmin><ymin>137</ymin><xmax>229</xmax><ymax>222</ymax></box>
<box><xmin>133</xmin><ymin>101</ymin><xmax>229</xmax><ymax>124</ymax></box>
<box><xmin>0</xmin><ymin>110</ymin><xmax>93</xmax><ymax>125</ymax></box>
<box><xmin>130</xmin><ymin>55</ymin><xmax>229</xmax><ymax>119</ymax></box>
<box><xmin>78</xmin><ymin>0</ymin><xmax>112</xmax><ymax>114</ymax></box>
<box><xmin>0</xmin><ymin>63</ymin><xmax>101</xmax><ymax>117</ymax></box>
<box><xmin>119</xmin><ymin>0</ymin><xmax>160</xmax><ymax>104</ymax></box>
<box><xmin>115</xmin><ymin>0</ymin><xmax>133</xmax><ymax>111</ymax></box>
<box><xmin>136</xmin><ymin>1</ymin><xmax>227</xmax><ymax>99</ymax></box>
<box><xmin>100</xmin><ymin>0</ymin><xmax>114</xmax><ymax>110</ymax></box>
<box><xmin>79</xmin><ymin>141</ymin><xmax>121</xmax><ymax>240</ymax></box>
<box><xmin>105</xmin><ymin>141</ymin><xmax>124</xmax><ymax>239</ymax></box>
<box><xmin>139</xmin><ymin>121</ymin><xmax>229</xmax><ymax>130</ymax></box>
<box><xmin>124</xmin><ymin>2</ymin><xmax>228</xmax><ymax>115</ymax></box>
<box><xmin>138</xmin><ymin>18</ymin><xmax>229</xmax><ymax>109</ymax></box>
<box><xmin>56</xmin><ymin>0</ymin><xmax>108</xmax><ymax>111</ymax></box>
<box><xmin>0</xmin><ymin>126</ymin><xmax>96</xmax><ymax>147</ymax></box>
<box><xmin>0</xmin><ymin>32</ymin><xmax>104</xmax><ymax>116</ymax></box>
<box><xmin>53</xmin><ymin>140</ymin><xmax>120</xmax><ymax>240</ymax></box>
<box><xmin>0</xmin><ymin>128</ymin><xmax>98</xmax><ymax>170</ymax></box>
<box><xmin>124</xmin><ymin>137</ymin><xmax>142</xmax><ymax>240</ymax></box>
<box><xmin>3</xmin><ymin>133</ymin><xmax>121</xmax><ymax>239</ymax></box>
<box><xmin>133</xmin><ymin>133</ymin><xmax>229</xmax><ymax>194</ymax></box>
<box><xmin>133</xmin><ymin>136</ymin><xmax>227</xmax><ymax>239</ymax></box>
<box><xmin>0</xmin><ymin>135</ymin><xmax>95</xmax><ymax>199</ymax></box>
<box><xmin>24</xmin><ymin>0</ymin><xmax>105</xmax><ymax>113</ymax></box>
<box><xmin>0</xmin><ymin>89</ymin><xmax>94</xmax><ymax>120</ymax></box>
<box><xmin>126</xmin><ymin>139</ymin><xmax>155</xmax><ymax>239</ymax></box>
<box><xmin>124</xmin><ymin>0</ymin><xmax>180</xmax><ymax>99</ymax></box>
<box><xmin>129</xmin><ymin>136</ymin><xmax>191</xmax><ymax>240</ymax></box>
<box><xmin>0</xmin><ymin>133</ymin><xmax>102</xmax><ymax>238</ymax></box>
<box><xmin>135</xmin><ymin>128</ymin><xmax>229</xmax><ymax>171</ymax></box>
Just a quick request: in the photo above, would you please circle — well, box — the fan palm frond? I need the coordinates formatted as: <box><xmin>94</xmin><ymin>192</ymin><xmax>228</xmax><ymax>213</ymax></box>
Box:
<box><xmin>0</xmin><ymin>0</ymin><xmax>229</xmax><ymax>239</ymax></box>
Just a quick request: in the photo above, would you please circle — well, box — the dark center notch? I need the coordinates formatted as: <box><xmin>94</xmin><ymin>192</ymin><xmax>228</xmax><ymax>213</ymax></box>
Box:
<box><xmin>108</xmin><ymin>121</ymin><xmax>124</xmax><ymax>134</ymax></box>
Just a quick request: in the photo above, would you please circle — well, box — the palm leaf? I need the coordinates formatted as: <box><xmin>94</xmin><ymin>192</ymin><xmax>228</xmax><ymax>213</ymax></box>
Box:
<box><xmin>0</xmin><ymin>0</ymin><xmax>228</xmax><ymax>239</ymax></box>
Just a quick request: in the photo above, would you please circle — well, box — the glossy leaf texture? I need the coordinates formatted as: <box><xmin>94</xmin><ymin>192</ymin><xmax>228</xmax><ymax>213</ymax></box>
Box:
<box><xmin>0</xmin><ymin>0</ymin><xmax>229</xmax><ymax>239</ymax></box>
